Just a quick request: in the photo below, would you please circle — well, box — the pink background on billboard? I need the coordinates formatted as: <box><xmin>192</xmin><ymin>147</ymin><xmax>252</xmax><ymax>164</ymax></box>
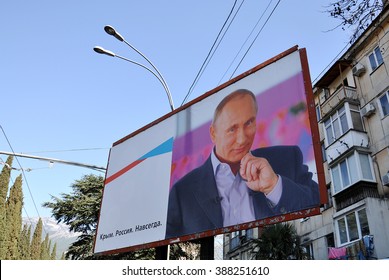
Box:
<box><xmin>170</xmin><ymin>72</ymin><xmax>314</xmax><ymax>188</ymax></box>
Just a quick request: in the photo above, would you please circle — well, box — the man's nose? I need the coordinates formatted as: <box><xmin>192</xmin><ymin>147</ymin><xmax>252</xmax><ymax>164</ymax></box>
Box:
<box><xmin>236</xmin><ymin>128</ymin><xmax>247</xmax><ymax>144</ymax></box>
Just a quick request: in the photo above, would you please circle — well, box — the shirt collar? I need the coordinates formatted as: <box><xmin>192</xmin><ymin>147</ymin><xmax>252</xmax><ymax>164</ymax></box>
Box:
<box><xmin>211</xmin><ymin>148</ymin><xmax>245</xmax><ymax>180</ymax></box>
<box><xmin>211</xmin><ymin>147</ymin><xmax>221</xmax><ymax>176</ymax></box>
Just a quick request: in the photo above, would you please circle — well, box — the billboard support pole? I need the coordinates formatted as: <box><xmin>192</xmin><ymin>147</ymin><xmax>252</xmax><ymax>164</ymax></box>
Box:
<box><xmin>155</xmin><ymin>245</ymin><xmax>169</xmax><ymax>260</ymax></box>
<box><xmin>200</xmin><ymin>236</ymin><xmax>214</xmax><ymax>260</ymax></box>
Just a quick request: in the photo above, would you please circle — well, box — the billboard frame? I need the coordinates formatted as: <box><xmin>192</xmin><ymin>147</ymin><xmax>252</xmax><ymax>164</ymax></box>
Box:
<box><xmin>94</xmin><ymin>45</ymin><xmax>327</xmax><ymax>256</ymax></box>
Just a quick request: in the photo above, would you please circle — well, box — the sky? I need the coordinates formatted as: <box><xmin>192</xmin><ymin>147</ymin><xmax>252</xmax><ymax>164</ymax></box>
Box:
<box><xmin>0</xmin><ymin>0</ymin><xmax>351</xmax><ymax>220</ymax></box>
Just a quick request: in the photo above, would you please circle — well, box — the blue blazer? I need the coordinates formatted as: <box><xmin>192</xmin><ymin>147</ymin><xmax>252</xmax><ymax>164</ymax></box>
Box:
<box><xmin>165</xmin><ymin>145</ymin><xmax>320</xmax><ymax>239</ymax></box>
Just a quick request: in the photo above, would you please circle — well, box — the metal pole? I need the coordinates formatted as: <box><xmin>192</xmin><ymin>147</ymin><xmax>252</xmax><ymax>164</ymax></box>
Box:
<box><xmin>0</xmin><ymin>151</ymin><xmax>106</xmax><ymax>172</ymax></box>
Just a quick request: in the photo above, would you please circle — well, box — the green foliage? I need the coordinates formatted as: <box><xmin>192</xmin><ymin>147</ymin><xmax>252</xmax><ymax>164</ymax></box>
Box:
<box><xmin>252</xmin><ymin>223</ymin><xmax>307</xmax><ymax>260</ymax></box>
<box><xmin>0</xmin><ymin>160</ymin><xmax>57</xmax><ymax>260</ymax></box>
<box><xmin>50</xmin><ymin>243</ymin><xmax>57</xmax><ymax>260</ymax></box>
<box><xmin>0</xmin><ymin>156</ymin><xmax>13</xmax><ymax>259</ymax></box>
<box><xmin>327</xmin><ymin>0</ymin><xmax>384</xmax><ymax>42</ymax></box>
<box><xmin>40</xmin><ymin>234</ymin><xmax>50</xmax><ymax>260</ymax></box>
<box><xmin>43</xmin><ymin>174</ymin><xmax>161</xmax><ymax>260</ymax></box>
<box><xmin>30</xmin><ymin>218</ymin><xmax>43</xmax><ymax>260</ymax></box>
<box><xmin>0</xmin><ymin>156</ymin><xmax>13</xmax><ymax>204</ymax></box>
<box><xmin>18</xmin><ymin>224</ymin><xmax>32</xmax><ymax>260</ymax></box>
<box><xmin>43</xmin><ymin>174</ymin><xmax>104</xmax><ymax>259</ymax></box>
<box><xmin>169</xmin><ymin>242</ymin><xmax>200</xmax><ymax>260</ymax></box>
<box><xmin>5</xmin><ymin>174</ymin><xmax>23</xmax><ymax>259</ymax></box>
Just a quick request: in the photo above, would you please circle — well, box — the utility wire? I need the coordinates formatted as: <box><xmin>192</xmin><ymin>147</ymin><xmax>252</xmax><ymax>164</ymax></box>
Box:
<box><xmin>23</xmin><ymin>147</ymin><xmax>109</xmax><ymax>154</ymax></box>
<box><xmin>311</xmin><ymin>42</ymin><xmax>350</xmax><ymax>85</ymax></box>
<box><xmin>0</xmin><ymin>125</ymin><xmax>47</xmax><ymax>235</ymax></box>
<box><xmin>218</xmin><ymin>0</ymin><xmax>274</xmax><ymax>85</ymax></box>
<box><xmin>195</xmin><ymin>0</ymin><xmax>245</xmax><ymax>91</ymax></box>
<box><xmin>181</xmin><ymin>0</ymin><xmax>239</xmax><ymax>106</ymax></box>
<box><xmin>229</xmin><ymin>0</ymin><xmax>282</xmax><ymax>79</ymax></box>
<box><xmin>0</xmin><ymin>156</ymin><xmax>37</xmax><ymax>234</ymax></box>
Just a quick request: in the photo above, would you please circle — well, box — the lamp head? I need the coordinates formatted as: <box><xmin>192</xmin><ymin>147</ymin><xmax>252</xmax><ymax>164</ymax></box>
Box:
<box><xmin>104</xmin><ymin>25</ymin><xmax>124</xmax><ymax>42</ymax></box>
<box><xmin>93</xmin><ymin>46</ymin><xmax>115</xmax><ymax>57</ymax></box>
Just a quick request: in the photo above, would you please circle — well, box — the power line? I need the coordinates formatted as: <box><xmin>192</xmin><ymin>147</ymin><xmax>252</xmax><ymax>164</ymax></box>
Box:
<box><xmin>22</xmin><ymin>147</ymin><xmax>109</xmax><ymax>154</ymax></box>
<box><xmin>229</xmin><ymin>0</ymin><xmax>282</xmax><ymax>79</ymax></box>
<box><xmin>0</xmin><ymin>156</ymin><xmax>41</xmax><ymax>234</ymax></box>
<box><xmin>218</xmin><ymin>0</ymin><xmax>274</xmax><ymax>85</ymax></box>
<box><xmin>312</xmin><ymin>42</ymin><xmax>351</xmax><ymax>85</ymax></box>
<box><xmin>181</xmin><ymin>0</ymin><xmax>239</xmax><ymax>106</ymax></box>
<box><xmin>195</xmin><ymin>0</ymin><xmax>246</xmax><ymax>91</ymax></box>
<box><xmin>0</xmin><ymin>125</ymin><xmax>44</xmax><ymax>232</ymax></box>
<box><xmin>0</xmin><ymin>151</ymin><xmax>106</xmax><ymax>172</ymax></box>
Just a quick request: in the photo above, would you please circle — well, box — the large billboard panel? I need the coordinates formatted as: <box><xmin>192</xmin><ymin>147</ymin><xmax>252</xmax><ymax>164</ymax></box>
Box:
<box><xmin>94</xmin><ymin>46</ymin><xmax>326</xmax><ymax>255</ymax></box>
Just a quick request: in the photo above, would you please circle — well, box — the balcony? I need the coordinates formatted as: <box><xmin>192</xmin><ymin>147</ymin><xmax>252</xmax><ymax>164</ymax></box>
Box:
<box><xmin>321</xmin><ymin>86</ymin><xmax>359</xmax><ymax>118</ymax></box>
<box><xmin>326</xmin><ymin>130</ymin><xmax>369</xmax><ymax>164</ymax></box>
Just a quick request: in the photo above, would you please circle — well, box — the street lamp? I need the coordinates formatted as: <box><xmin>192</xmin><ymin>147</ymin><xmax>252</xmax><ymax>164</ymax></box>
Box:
<box><xmin>94</xmin><ymin>25</ymin><xmax>175</xmax><ymax>112</ymax></box>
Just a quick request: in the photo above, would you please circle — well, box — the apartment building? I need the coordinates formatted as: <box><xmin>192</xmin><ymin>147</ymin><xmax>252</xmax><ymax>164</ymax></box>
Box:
<box><xmin>224</xmin><ymin>4</ymin><xmax>389</xmax><ymax>260</ymax></box>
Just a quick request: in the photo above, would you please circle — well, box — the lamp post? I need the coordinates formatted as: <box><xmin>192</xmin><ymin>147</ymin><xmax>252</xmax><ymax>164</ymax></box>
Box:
<box><xmin>94</xmin><ymin>26</ymin><xmax>175</xmax><ymax>260</ymax></box>
<box><xmin>94</xmin><ymin>25</ymin><xmax>175</xmax><ymax>112</ymax></box>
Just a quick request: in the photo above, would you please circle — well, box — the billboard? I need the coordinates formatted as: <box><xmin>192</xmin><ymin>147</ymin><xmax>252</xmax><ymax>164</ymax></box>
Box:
<box><xmin>94</xmin><ymin>46</ymin><xmax>326</xmax><ymax>255</ymax></box>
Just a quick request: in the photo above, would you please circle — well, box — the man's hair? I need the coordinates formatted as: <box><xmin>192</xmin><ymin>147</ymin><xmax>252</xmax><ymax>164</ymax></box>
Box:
<box><xmin>212</xmin><ymin>89</ymin><xmax>258</xmax><ymax>125</ymax></box>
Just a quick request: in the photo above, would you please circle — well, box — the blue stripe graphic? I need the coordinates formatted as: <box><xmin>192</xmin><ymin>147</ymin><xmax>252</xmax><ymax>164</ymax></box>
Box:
<box><xmin>139</xmin><ymin>137</ymin><xmax>174</xmax><ymax>160</ymax></box>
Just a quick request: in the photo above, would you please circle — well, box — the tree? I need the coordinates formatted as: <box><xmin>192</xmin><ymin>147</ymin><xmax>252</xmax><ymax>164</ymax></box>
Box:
<box><xmin>327</xmin><ymin>0</ymin><xmax>386</xmax><ymax>42</ymax></box>
<box><xmin>43</xmin><ymin>174</ymin><xmax>155</xmax><ymax>259</ymax></box>
<box><xmin>40</xmin><ymin>233</ymin><xmax>50</xmax><ymax>260</ymax></box>
<box><xmin>43</xmin><ymin>174</ymin><xmax>197</xmax><ymax>260</ymax></box>
<box><xmin>0</xmin><ymin>156</ymin><xmax>13</xmax><ymax>259</ymax></box>
<box><xmin>50</xmin><ymin>243</ymin><xmax>57</xmax><ymax>260</ymax></box>
<box><xmin>43</xmin><ymin>174</ymin><xmax>104</xmax><ymax>259</ymax></box>
<box><xmin>252</xmin><ymin>223</ymin><xmax>307</xmax><ymax>260</ymax></box>
<box><xmin>18</xmin><ymin>224</ymin><xmax>32</xmax><ymax>260</ymax></box>
<box><xmin>5</xmin><ymin>174</ymin><xmax>23</xmax><ymax>259</ymax></box>
<box><xmin>30</xmin><ymin>218</ymin><xmax>43</xmax><ymax>260</ymax></box>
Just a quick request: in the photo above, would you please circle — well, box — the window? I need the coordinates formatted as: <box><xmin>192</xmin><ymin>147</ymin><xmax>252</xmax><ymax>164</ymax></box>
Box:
<box><xmin>320</xmin><ymin>88</ymin><xmax>330</xmax><ymax>103</ymax></box>
<box><xmin>336</xmin><ymin>208</ymin><xmax>370</xmax><ymax>246</ymax></box>
<box><xmin>379</xmin><ymin>91</ymin><xmax>389</xmax><ymax>117</ymax></box>
<box><xmin>230</xmin><ymin>232</ymin><xmax>239</xmax><ymax>250</ymax></box>
<box><xmin>349</xmin><ymin>104</ymin><xmax>364</xmax><ymax>131</ymax></box>
<box><xmin>316</xmin><ymin>105</ymin><xmax>321</xmax><ymax>121</ymax></box>
<box><xmin>246</xmin><ymin>228</ymin><xmax>254</xmax><ymax>239</ymax></box>
<box><xmin>323</xmin><ymin>103</ymin><xmax>363</xmax><ymax>146</ymax></box>
<box><xmin>369</xmin><ymin>46</ymin><xmax>384</xmax><ymax>71</ymax></box>
<box><xmin>321</xmin><ymin>142</ymin><xmax>327</xmax><ymax>162</ymax></box>
<box><xmin>303</xmin><ymin>244</ymin><xmax>314</xmax><ymax>260</ymax></box>
<box><xmin>331</xmin><ymin>152</ymin><xmax>374</xmax><ymax>194</ymax></box>
<box><xmin>326</xmin><ymin>233</ymin><xmax>335</xmax><ymax>248</ymax></box>
<box><xmin>324</xmin><ymin>106</ymin><xmax>349</xmax><ymax>145</ymax></box>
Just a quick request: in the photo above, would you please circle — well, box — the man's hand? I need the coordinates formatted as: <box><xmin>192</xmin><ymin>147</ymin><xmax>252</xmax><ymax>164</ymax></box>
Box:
<box><xmin>240</xmin><ymin>152</ymin><xmax>278</xmax><ymax>194</ymax></box>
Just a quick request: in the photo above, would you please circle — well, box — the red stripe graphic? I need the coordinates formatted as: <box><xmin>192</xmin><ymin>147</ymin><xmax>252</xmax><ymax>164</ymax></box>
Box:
<box><xmin>105</xmin><ymin>159</ymin><xmax>145</xmax><ymax>185</ymax></box>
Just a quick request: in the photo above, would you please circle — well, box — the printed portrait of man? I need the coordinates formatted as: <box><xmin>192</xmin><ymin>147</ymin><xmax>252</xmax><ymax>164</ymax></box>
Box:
<box><xmin>165</xmin><ymin>89</ymin><xmax>320</xmax><ymax>239</ymax></box>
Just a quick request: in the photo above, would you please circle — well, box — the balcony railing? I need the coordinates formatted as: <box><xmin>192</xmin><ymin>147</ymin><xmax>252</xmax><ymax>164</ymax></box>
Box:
<box><xmin>321</xmin><ymin>86</ymin><xmax>358</xmax><ymax>118</ymax></box>
<box><xmin>325</xmin><ymin>130</ymin><xmax>369</xmax><ymax>164</ymax></box>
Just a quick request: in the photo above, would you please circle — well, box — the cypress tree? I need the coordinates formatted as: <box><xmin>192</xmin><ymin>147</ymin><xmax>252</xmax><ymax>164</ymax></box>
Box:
<box><xmin>30</xmin><ymin>218</ymin><xmax>43</xmax><ymax>260</ymax></box>
<box><xmin>0</xmin><ymin>156</ymin><xmax>13</xmax><ymax>203</ymax></box>
<box><xmin>51</xmin><ymin>243</ymin><xmax>57</xmax><ymax>260</ymax></box>
<box><xmin>5</xmin><ymin>174</ymin><xmax>23</xmax><ymax>260</ymax></box>
<box><xmin>40</xmin><ymin>233</ymin><xmax>50</xmax><ymax>260</ymax></box>
<box><xmin>18</xmin><ymin>224</ymin><xmax>31</xmax><ymax>260</ymax></box>
<box><xmin>0</xmin><ymin>156</ymin><xmax>13</xmax><ymax>259</ymax></box>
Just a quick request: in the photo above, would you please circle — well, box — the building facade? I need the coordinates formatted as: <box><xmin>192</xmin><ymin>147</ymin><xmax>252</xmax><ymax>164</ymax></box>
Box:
<box><xmin>224</xmin><ymin>4</ymin><xmax>389</xmax><ymax>260</ymax></box>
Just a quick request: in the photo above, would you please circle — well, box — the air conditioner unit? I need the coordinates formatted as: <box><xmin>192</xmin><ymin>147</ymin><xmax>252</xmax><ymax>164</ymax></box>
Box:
<box><xmin>360</xmin><ymin>103</ymin><xmax>376</xmax><ymax>118</ymax></box>
<box><xmin>382</xmin><ymin>173</ymin><xmax>389</xmax><ymax>186</ymax></box>
<box><xmin>352</xmin><ymin>63</ymin><xmax>366</xmax><ymax>77</ymax></box>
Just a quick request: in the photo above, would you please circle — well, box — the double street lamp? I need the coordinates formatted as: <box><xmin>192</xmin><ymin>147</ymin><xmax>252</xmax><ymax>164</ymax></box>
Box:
<box><xmin>94</xmin><ymin>25</ymin><xmax>174</xmax><ymax>259</ymax></box>
<box><xmin>94</xmin><ymin>25</ymin><xmax>175</xmax><ymax>112</ymax></box>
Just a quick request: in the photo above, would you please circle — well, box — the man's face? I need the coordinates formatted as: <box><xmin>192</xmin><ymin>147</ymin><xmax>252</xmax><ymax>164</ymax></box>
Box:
<box><xmin>210</xmin><ymin>94</ymin><xmax>257</xmax><ymax>164</ymax></box>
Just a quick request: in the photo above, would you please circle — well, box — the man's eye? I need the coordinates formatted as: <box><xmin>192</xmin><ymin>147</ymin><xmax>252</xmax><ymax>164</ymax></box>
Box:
<box><xmin>246</xmin><ymin>119</ymin><xmax>255</xmax><ymax>126</ymax></box>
